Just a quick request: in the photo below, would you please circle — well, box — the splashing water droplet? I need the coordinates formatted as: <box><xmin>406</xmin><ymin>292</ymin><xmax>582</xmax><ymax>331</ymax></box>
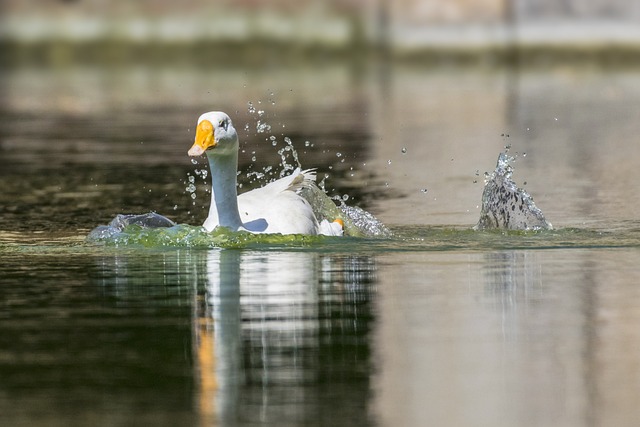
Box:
<box><xmin>401</xmin><ymin>147</ymin><xmax>407</xmax><ymax>154</ymax></box>
<box><xmin>247</xmin><ymin>101</ymin><xmax>256</xmax><ymax>114</ymax></box>
<box><xmin>190</xmin><ymin>159</ymin><xmax>198</xmax><ymax>165</ymax></box>
<box><xmin>173</xmin><ymin>205</ymin><xmax>178</xmax><ymax>210</ymax></box>
<box><xmin>188</xmin><ymin>175</ymin><xmax>195</xmax><ymax>183</ymax></box>
<box><xmin>336</xmin><ymin>152</ymin><xmax>342</xmax><ymax>158</ymax></box>
<box><xmin>387</xmin><ymin>159</ymin><xmax>392</xmax><ymax>165</ymax></box>
<box><xmin>190</xmin><ymin>193</ymin><xmax>196</xmax><ymax>200</ymax></box>
<box><xmin>186</xmin><ymin>184</ymin><xmax>196</xmax><ymax>193</ymax></box>
<box><xmin>256</xmin><ymin>121</ymin><xmax>271</xmax><ymax>133</ymax></box>
<box><xmin>342</xmin><ymin>194</ymin><xmax>349</xmax><ymax>202</ymax></box>
<box><xmin>251</xmin><ymin>156</ymin><xmax>256</xmax><ymax>162</ymax></box>
<box><xmin>421</xmin><ymin>188</ymin><xmax>428</xmax><ymax>193</ymax></box>
<box><xmin>304</xmin><ymin>141</ymin><xmax>311</xmax><ymax>147</ymax></box>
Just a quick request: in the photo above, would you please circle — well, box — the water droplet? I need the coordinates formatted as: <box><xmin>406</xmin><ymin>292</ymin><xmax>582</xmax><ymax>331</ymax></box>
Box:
<box><xmin>284</xmin><ymin>137</ymin><xmax>293</xmax><ymax>145</ymax></box>
<box><xmin>420</xmin><ymin>188</ymin><xmax>428</xmax><ymax>193</ymax></box>
<box><xmin>247</xmin><ymin>101</ymin><xmax>256</xmax><ymax>114</ymax></box>
<box><xmin>475</xmin><ymin>170</ymin><xmax>480</xmax><ymax>176</ymax></box>
<box><xmin>244</xmin><ymin>123</ymin><xmax>250</xmax><ymax>131</ymax></box>
<box><xmin>387</xmin><ymin>159</ymin><xmax>392</xmax><ymax>165</ymax></box>
<box><xmin>188</xmin><ymin>175</ymin><xmax>195</xmax><ymax>183</ymax></box>
<box><xmin>251</xmin><ymin>156</ymin><xmax>256</xmax><ymax>162</ymax></box>
<box><xmin>554</xmin><ymin>117</ymin><xmax>558</xmax><ymax>121</ymax></box>
<box><xmin>304</xmin><ymin>141</ymin><xmax>311</xmax><ymax>147</ymax></box>
<box><xmin>173</xmin><ymin>205</ymin><xmax>178</xmax><ymax>210</ymax></box>
<box><xmin>336</xmin><ymin>152</ymin><xmax>342</xmax><ymax>158</ymax></box>
<box><xmin>522</xmin><ymin>152</ymin><xmax>527</xmax><ymax>157</ymax></box>
<box><xmin>190</xmin><ymin>193</ymin><xmax>196</xmax><ymax>200</ymax></box>
<box><xmin>342</xmin><ymin>194</ymin><xmax>349</xmax><ymax>202</ymax></box>
<box><xmin>190</xmin><ymin>159</ymin><xmax>198</xmax><ymax>165</ymax></box>
<box><xmin>256</xmin><ymin>121</ymin><xmax>271</xmax><ymax>133</ymax></box>
<box><xmin>401</xmin><ymin>147</ymin><xmax>407</xmax><ymax>154</ymax></box>
<box><xmin>258</xmin><ymin>110</ymin><xmax>264</xmax><ymax>116</ymax></box>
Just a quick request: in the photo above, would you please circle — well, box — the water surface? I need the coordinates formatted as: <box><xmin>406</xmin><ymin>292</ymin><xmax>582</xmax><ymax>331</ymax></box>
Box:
<box><xmin>2</xmin><ymin>61</ymin><xmax>640</xmax><ymax>426</ymax></box>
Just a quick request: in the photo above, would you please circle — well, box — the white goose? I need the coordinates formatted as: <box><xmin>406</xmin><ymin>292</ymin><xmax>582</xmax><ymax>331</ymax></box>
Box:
<box><xmin>188</xmin><ymin>111</ymin><xmax>343</xmax><ymax>236</ymax></box>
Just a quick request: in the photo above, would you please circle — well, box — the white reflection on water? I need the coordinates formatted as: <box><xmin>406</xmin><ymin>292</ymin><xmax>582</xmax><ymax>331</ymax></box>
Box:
<box><xmin>193</xmin><ymin>249</ymin><xmax>377</xmax><ymax>426</ymax></box>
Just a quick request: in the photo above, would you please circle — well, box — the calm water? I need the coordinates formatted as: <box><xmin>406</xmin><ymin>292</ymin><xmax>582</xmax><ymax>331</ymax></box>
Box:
<box><xmin>2</xmin><ymin>61</ymin><xmax>640</xmax><ymax>426</ymax></box>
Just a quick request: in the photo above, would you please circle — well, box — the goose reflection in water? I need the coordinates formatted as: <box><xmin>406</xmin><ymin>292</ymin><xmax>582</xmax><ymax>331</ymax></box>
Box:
<box><xmin>193</xmin><ymin>250</ymin><xmax>378</xmax><ymax>426</ymax></box>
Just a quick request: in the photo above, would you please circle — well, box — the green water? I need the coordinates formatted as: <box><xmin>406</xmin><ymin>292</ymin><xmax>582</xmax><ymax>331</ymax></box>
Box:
<box><xmin>2</xmin><ymin>61</ymin><xmax>640</xmax><ymax>426</ymax></box>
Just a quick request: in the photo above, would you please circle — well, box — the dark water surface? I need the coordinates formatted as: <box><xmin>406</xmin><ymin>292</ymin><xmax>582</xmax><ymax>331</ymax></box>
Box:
<box><xmin>2</xmin><ymin>62</ymin><xmax>640</xmax><ymax>426</ymax></box>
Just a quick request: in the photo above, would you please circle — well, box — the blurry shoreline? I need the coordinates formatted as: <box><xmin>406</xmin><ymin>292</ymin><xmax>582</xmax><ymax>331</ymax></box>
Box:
<box><xmin>3</xmin><ymin>38</ymin><xmax>640</xmax><ymax>68</ymax></box>
<box><xmin>3</xmin><ymin>0</ymin><xmax>640</xmax><ymax>68</ymax></box>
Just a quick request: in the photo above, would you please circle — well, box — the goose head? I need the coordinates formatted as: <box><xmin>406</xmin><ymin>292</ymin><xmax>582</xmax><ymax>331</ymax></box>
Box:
<box><xmin>188</xmin><ymin>111</ymin><xmax>238</xmax><ymax>157</ymax></box>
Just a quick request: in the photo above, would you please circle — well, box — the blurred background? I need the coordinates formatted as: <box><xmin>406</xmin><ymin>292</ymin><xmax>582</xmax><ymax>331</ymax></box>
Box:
<box><xmin>2</xmin><ymin>0</ymin><xmax>640</xmax><ymax>61</ymax></box>
<box><xmin>1</xmin><ymin>0</ymin><xmax>640</xmax><ymax>230</ymax></box>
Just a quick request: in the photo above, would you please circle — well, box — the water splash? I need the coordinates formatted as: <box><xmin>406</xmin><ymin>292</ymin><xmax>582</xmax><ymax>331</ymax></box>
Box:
<box><xmin>87</xmin><ymin>218</ymin><xmax>329</xmax><ymax>248</ymax></box>
<box><xmin>299</xmin><ymin>184</ymin><xmax>391</xmax><ymax>238</ymax></box>
<box><xmin>475</xmin><ymin>151</ymin><xmax>552</xmax><ymax>231</ymax></box>
<box><xmin>86</xmin><ymin>213</ymin><xmax>176</xmax><ymax>242</ymax></box>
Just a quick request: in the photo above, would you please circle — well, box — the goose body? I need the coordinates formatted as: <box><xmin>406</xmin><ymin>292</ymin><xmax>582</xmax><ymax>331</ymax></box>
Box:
<box><xmin>189</xmin><ymin>111</ymin><xmax>342</xmax><ymax>236</ymax></box>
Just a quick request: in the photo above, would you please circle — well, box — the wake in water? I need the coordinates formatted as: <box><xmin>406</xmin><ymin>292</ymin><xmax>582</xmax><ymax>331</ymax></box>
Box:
<box><xmin>475</xmin><ymin>150</ymin><xmax>552</xmax><ymax>231</ymax></box>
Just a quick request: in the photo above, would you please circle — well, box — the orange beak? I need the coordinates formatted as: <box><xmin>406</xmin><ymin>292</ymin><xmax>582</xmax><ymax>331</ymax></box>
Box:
<box><xmin>188</xmin><ymin>120</ymin><xmax>216</xmax><ymax>156</ymax></box>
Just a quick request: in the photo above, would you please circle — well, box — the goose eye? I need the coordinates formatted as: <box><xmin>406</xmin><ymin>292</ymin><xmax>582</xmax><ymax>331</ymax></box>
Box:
<box><xmin>218</xmin><ymin>119</ymin><xmax>226</xmax><ymax>130</ymax></box>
